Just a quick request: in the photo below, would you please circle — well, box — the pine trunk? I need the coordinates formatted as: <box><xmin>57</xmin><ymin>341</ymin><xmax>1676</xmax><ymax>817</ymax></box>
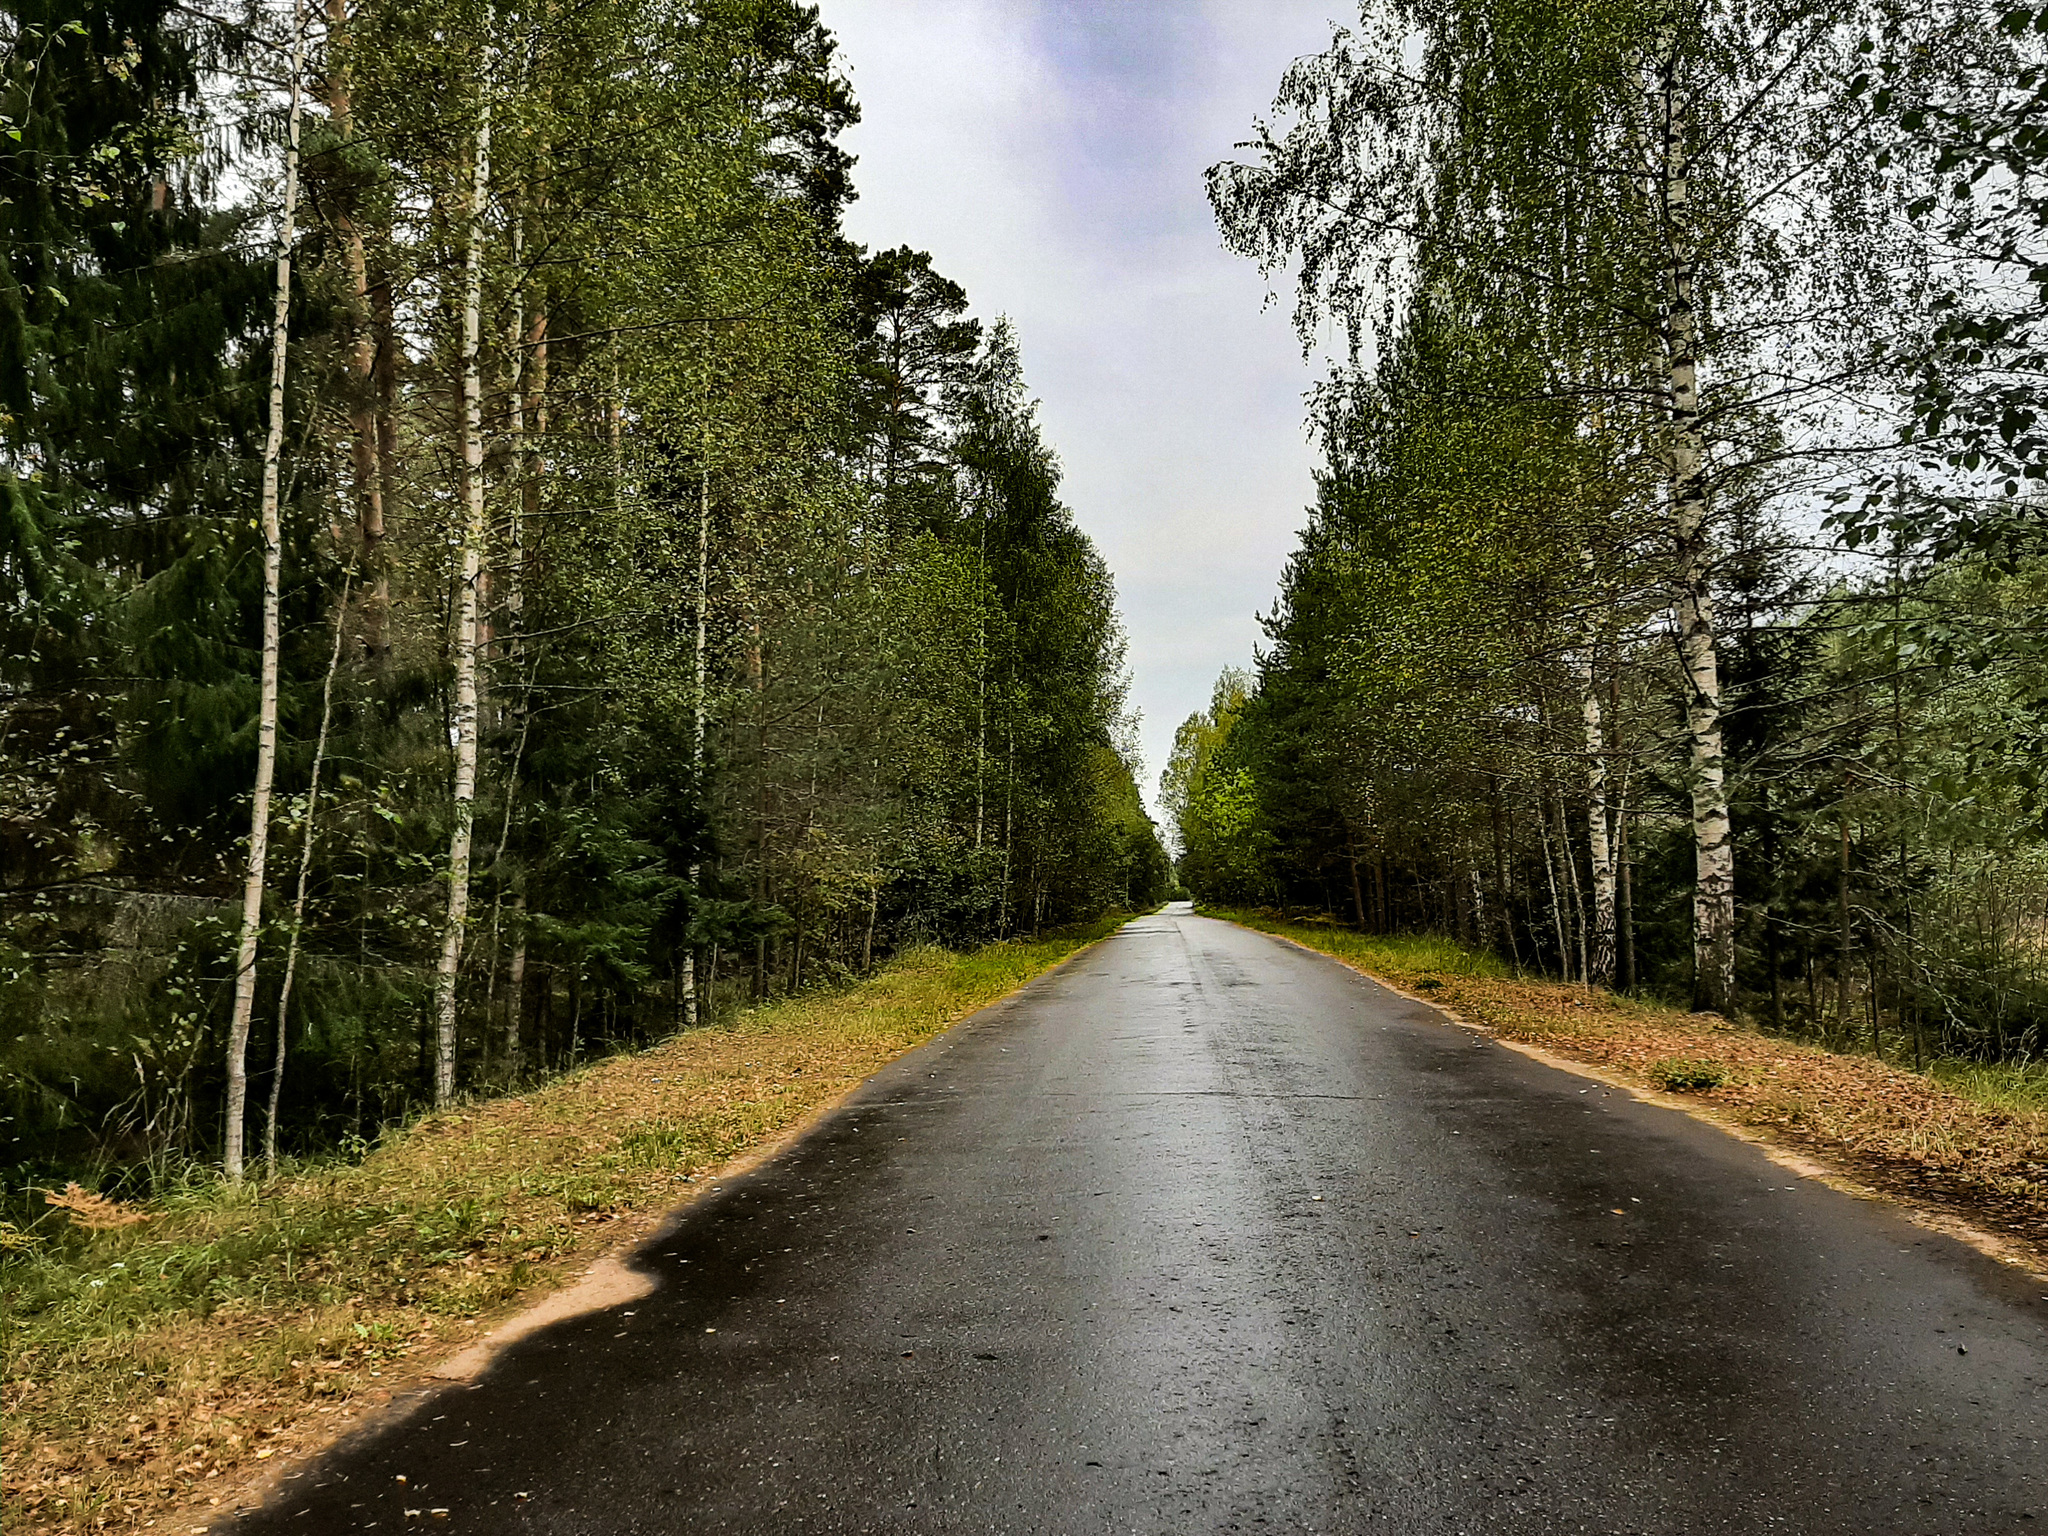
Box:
<box><xmin>506</xmin><ymin>892</ymin><xmax>527</xmax><ymax>1079</ymax></box>
<box><xmin>1539</xmin><ymin>790</ymin><xmax>1569</xmax><ymax>979</ymax></box>
<box><xmin>225</xmin><ymin>4</ymin><xmax>303</xmax><ymax>1182</ymax></box>
<box><xmin>503</xmin><ymin>296</ymin><xmax>544</xmax><ymax>1067</ymax></box>
<box><xmin>1555</xmin><ymin>788</ymin><xmax>1589</xmax><ymax>985</ymax></box>
<box><xmin>325</xmin><ymin>0</ymin><xmax>384</xmax><ymax>657</ymax></box>
<box><xmin>1837</xmin><ymin>814</ymin><xmax>1853</xmax><ymax>1043</ymax></box>
<box><xmin>682</xmin><ymin>451</ymin><xmax>710</xmax><ymax>1027</ymax></box>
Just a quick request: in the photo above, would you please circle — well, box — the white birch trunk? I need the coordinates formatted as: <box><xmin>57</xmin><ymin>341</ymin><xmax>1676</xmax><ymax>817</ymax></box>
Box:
<box><xmin>225</xmin><ymin>0</ymin><xmax>304</xmax><ymax>1182</ymax></box>
<box><xmin>682</xmin><ymin>451</ymin><xmax>709</xmax><ymax>1027</ymax></box>
<box><xmin>264</xmin><ymin>569</ymin><xmax>349</xmax><ymax>1173</ymax></box>
<box><xmin>1648</xmin><ymin>19</ymin><xmax>1735</xmax><ymax>1014</ymax></box>
<box><xmin>1573</xmin><ymin>649</ymin><xmax>1617</xmax><ymax>986</ymax></box>
<box><xmin>431</xmin><ymin>81</ymin><xmax>491</xmax><ymax>1107</ymax></box>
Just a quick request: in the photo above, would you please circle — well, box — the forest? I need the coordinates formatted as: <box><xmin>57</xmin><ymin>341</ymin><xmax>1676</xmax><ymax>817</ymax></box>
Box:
<box><xmin>0</xmin><ymin>0</ymin><xmax>1170</xmax><ymax>1190</ymax></box>
<box><xmin>1173</xmin><ymin>0</ymin><xmax>2048</xmax><ymax>1062</ymax></box>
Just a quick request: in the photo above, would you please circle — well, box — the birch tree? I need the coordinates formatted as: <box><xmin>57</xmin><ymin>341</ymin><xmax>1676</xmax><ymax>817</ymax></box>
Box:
<box><xmin>224</xmin><ymin>0</ymin><xmax>304</xmax><ymax>1182</ymax></box>
<box><xmin>1572</xmin><ymin>647</ymin><xmax>1618</xmax><ymax>986</ymax></box>
<box><xmin>430</xmin><ymin>49</ymin><xmax>492</xmax><ymax>1107</ymax></box>
<box><xmin>1210</xmin><ymin>0</ymin><xmax>1932</xmax><ymax>1010</ymax></box>
<box><xmin>3</xmin><ymin>0</ymin><xmax>1170</xmax><ymax>1179</ymax></box>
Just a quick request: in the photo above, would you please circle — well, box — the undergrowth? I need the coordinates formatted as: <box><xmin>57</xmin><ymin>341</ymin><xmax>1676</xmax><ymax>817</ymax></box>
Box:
<box><xmin>1646</xmin><ymin>1057</ymin><xmax>1731</xmax><ymax>1092</ymax></box>
<box><xmin>1929</xmin><ymin>1059</ymin><xmax>2048</xmax><ymax>1117</ymax></box>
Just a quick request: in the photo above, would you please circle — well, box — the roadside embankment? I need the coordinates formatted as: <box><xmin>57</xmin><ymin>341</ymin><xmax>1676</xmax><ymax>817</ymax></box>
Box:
<box><xmin>2</xmin><ymin>917</ymin><xmax>1129</xmax><ymax>1535</ymax></box>
<box><xmin>1211</xmin><ymin>908</ymin><xmax>2048</xmax><ymax>1275</ymax></box>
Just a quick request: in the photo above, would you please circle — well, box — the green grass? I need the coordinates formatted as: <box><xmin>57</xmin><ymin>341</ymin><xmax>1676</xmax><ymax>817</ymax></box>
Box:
<box><xmin>1201</xmin><ymin>907</ymin><xmax>1516</xmax><ymax>981</ymax></box>
<box><xmin>1645</xmin><ymin>1057</ymin><xmax>1730</xmax><ymax>1092</ymax></box>
<box><xmin>1928</xmin><ymin>1059</ymin><xmax>2048</xmax><ymax>1117</ymax></box>
<box><xmin>3</xmin><ymin>912</ymin><xmax>1133</xmax><ymax>1534</ymax></box>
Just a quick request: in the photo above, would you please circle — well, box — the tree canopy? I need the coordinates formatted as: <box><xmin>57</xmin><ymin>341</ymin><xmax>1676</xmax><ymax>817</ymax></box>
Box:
<box><xmin>1178</xmin><ymin>0</ymin><xmax>2048</xmax><ymax>1061</ymax></box>
<box><xmin>1</xmin><ymin>0</ymin><xmax>1167</xmax><ymax>1189</ymax></box>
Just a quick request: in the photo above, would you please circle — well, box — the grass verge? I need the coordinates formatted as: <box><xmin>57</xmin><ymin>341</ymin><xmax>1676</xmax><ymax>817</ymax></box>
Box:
<box><xmin>1209</xmin><ymin>907</ymin><xmax>2048</xmax><ymax>1268</ymax></box>
<box><xmin>2</xmin><ymin>916</ymin><xmax>1129</xmax><ymax>1534</ymax></box>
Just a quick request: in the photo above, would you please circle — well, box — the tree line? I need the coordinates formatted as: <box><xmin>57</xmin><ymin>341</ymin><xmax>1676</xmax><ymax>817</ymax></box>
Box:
<box><xmin>1</xmin><ymin>0</ymin><xmax>1169</xmax><ymax>1188</ymax></box>
<box><xmin>1171</xmin><ymin>0</ymin><xmax>2048</xmax><ymax>1064</ymax></box>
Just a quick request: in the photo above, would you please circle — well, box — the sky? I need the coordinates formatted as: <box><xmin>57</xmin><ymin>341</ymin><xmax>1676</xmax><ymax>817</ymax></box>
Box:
<box><xmin>823</xmin><ymin>0</ymin><xmax>1348</xmax><ymax>826</ymax></box>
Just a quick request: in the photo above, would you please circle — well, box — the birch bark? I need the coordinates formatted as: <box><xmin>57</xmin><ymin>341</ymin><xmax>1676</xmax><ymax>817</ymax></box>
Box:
<box><xmin>1573</xmin><ymin>648</ymin><xmax>1617</xmax><ymax>986</ymax></box>
<box><xmin>265</xmin><ymin>569</ymin><xmax>350</xmax><ymax>1172</ymax></box>
<box><xmin>225</xmin><ymin>0</ymin><xmax>304</xmax><ymax>1182</ymax></box>
<box><xmin>431</xmin><ymin>80</ymin><xmax>492</xmax><ymax>1107</ymax></box>
<box><xmin>1647</xmin><ymin>18</ymin><xmax>1735</xmax><ymax>1014</ymax></box>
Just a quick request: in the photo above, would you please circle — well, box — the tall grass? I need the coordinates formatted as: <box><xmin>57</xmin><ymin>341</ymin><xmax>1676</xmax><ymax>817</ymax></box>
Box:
<box><xmin>1929</xmin><ymin>1059</ymin><xmax>2048</xmax><ymax>1116</ymax></box>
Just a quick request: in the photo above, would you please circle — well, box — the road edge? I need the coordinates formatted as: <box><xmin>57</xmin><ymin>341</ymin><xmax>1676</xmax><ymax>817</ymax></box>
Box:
<box><xmin>1220</xmin><ymin>914</ymin><xmax>2048</xmax><ymax>1287</ymax></box>
<box><xmin>178</xmin><ymin>917</ymin><xmax>1133</xmax><ymax>1536</ymax></box>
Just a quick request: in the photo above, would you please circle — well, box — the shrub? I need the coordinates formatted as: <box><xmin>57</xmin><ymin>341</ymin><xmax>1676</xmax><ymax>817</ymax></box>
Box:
<box><xmin>1647</xmin><ymin>1057</ymin><xmax>1728</xmax><ymax>1092</ymax></box>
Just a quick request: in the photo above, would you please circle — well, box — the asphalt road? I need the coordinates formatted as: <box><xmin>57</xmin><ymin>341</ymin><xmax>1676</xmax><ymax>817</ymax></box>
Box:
<box><xmin>227</xmin><ymin>906</ymin><xmax>2048</xmax><ymax>1534</ymax></box>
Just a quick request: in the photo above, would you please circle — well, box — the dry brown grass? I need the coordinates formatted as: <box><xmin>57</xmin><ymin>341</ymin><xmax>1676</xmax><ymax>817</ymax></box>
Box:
<box><xmin>1218</xmin><ymin>909</ymin><xmax>2048</xmax><ymax>1262</ymax></box>
<box><xmin>2</xmin><ymin>920</ymin><xmax>1126</xmax><ymax>1534</ymax></box>
<box><xmin>42</xmin><ymin>1187</ymin><xmax>153</xmax><ymax>1234</ymax></box>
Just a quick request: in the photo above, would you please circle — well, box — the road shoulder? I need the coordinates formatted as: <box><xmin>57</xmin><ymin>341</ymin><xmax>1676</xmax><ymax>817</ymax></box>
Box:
<box><xmin>1209</xmin><ymin>907</ymin><xmax>2048</xmax><ymax>1285</ymax></box>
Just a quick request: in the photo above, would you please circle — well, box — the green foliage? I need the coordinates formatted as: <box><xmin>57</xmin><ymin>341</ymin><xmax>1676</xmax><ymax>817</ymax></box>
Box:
<box><xmin>1929</xmin><ymin>1059</ymin><xmax>2048</xmax><ymax>1117</ymax></box>
<box><xmin>1645</xmin><ymin>1057</ymin><xmax>1729</xmax><ymax>1093</ymax></box>
<box><xmin>1184</xmin><ymin>0</ymin><xmax>2048</xmax><ymax>1069</ymax></box>
<box><xmin>2</xmin><ymin>0</ymin><xmax>1166</xmax><ymax>1190</ymax></box>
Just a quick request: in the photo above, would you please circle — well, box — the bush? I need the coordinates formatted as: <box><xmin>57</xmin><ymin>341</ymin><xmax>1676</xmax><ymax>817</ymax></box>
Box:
<box><xmin>1647</xmin><ymin>1056</ymin><xmax>1728</xmax><ymax>1092</ymax></box>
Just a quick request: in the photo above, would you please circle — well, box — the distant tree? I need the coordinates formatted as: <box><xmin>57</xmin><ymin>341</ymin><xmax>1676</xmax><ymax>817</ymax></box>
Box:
<box><xmin>852</xmin><ymin>245</ymin><xmax>982</xmax><ymax>531</ymax></box>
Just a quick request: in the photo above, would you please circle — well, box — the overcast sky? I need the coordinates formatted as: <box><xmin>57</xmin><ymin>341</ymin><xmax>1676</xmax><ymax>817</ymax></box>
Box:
<box><xmin>824</xmin><ymin>0</ymin><xmax>1346</xmax><ymax>825</ymax></box>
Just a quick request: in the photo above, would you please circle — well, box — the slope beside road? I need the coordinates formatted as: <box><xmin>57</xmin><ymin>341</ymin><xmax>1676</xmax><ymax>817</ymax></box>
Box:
<box><xmin>221</xmin><ymin>905</ymin><xmax>2048</xmax><ymax>1534</ymax></box>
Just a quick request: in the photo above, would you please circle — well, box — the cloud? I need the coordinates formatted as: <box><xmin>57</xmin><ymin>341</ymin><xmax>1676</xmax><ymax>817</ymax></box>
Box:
<box><xmin>826</xmin><ymin>0</ymin><xmax>1344</xmax><ymax>815</ymax></box>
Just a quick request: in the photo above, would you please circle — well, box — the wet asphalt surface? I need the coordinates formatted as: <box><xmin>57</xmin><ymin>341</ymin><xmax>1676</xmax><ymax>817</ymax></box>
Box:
<box><xmin>225</xmin><ymin>906</ymin><xmax>2048</xmax><ymax>1534</ymax></box>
